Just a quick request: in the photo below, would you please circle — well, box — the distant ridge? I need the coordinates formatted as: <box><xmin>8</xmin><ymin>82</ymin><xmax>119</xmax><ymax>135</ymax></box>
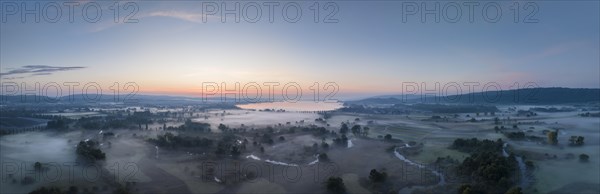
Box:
<box><xmin>347</xmin><ymin>88</ymin><xmax>600</xmax><ymax>105</ymax></box>
<box><xmin>2</xmin><ymin>88</ymin><xmax>599</xmax><ymax>105</ymax></box>
<box><xmin>0</xmin><ymin>94</ymin><xmax>238</xmax><ymax>105</ymax></box>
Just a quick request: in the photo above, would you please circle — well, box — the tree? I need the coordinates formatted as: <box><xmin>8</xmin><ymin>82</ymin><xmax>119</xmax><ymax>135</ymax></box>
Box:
<box><xmin>260</xmin><ymin>146</ymin><xmax>265</xmax><ymax>153</ymax></box>
<box><xmin>505</xmin><ymin>187</ymin><xmax>523</xmax><ymax>194</ymax></box>
<box><xmin>231</xmin><ymin>146</ymin><xmax>241</xmax><ymax>158</ymax></box>
<box><xmin>384</xmin><ymin>134</ymin><xmax>392</xmax><ymax>141</ymax></box>
<box><xmin>318</xmin><ymin>153</ymin><xmax>330</xmax><ymax>161</ymax></box>
<box><xmin>339</xmin><ymin>123</ymin><xmax>349</xmax><ymax>134</ymax></box>
<box><xmin>321</xmin><ymin>142</ymin><xmax>330</xmax><ymax>149</ymax></box>
<box><xmin>76</xmin><ymin>140</ymin><xmax>106</xmax><ymax>161</ymax></box>
<box><xmin>34</xmin><ymin>162</ymin><xmax>42</xmax><ymax>171</ymax></box>
<box><xmin>218</xmin><ymin>123</ymin><xmax>228</xmax><ymax>131</ymax></box>
<box><xmin>351</xmin><ymin>125</ymin><xmax>361</xmax><ymax>135</ymax></box>
<box><xmin>325</xmin><ymin>177</ymin><xmax>346</xmax><ymax>194</ymax></box>
<box><xmin>547</xmin><ymin>130</ymin><xmax>558</xmax><ymax>145</ymax></box>
<box><xmin>279</xmin><ymin>136</ymin><xmax>285</xmax><ymax>141</ymax></box>
<box><xmin>369</xmin><ymin>169</ymin><xmax>387</xmax><ymax>183</ymax></box>
<box><xmin>579</xmin><ymin>154</ymin><xmax>589</xmax><ymax>162</ymax></box>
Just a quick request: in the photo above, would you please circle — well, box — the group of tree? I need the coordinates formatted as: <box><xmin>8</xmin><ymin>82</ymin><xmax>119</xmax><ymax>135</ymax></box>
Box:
<box><xmin>76</xmin><ymin>140</ymin><xmax>106</xmax><ymax>161</ymax></box>
<box><xmin>503</xmin><ymin>131</ymin><xmax>526</xmax><ymax>140</ymax></box>
<box><xmin>28</xmin><ymin>186</ymin><xmax>81</xmax><ymax>194</ymax></box>
<box><xmin>410</xmin><ymin>104</ymin><xmax>499</xmax><ymax>114</ymax></box>
<box><xmin>76</xmin><ymin>117</ymin><xmax>106</xmax><ymax>130</ymax></box>
<box><xmin>450</xmin><ymin>138</ymin><xmax>504</xmax><ymax>154</ymax></box>
<box><xmin>338</xmin><ymin>104</ymin><xmax>409</xmax><ymax>115</ymax></box>
<box><xmin>545</xmin><ymin>130</ymin><xmax>586</xmax><ymax>146</ymax></box>
<box><xmin>69</xmin><ymin>112</ymin><xmax>158</xmax><ymax>130</ymax></box>
<box><xmin>260</xmin><ymin>133</ymin><xmax>275</xmax><ymax>145</ymax></box>
<box><xmin>579</xmin><ymin>112</ymin><xmax>600</xmax><ymax>117</ymax></box>
<box><xmin>148</xmin><ymin>132</ymin><xmax>213</xmax><ymax>148</ymax></box>
<box><xmin>325</xmin><ymin>176</ymin><xmax>346</xmax><ymax>194</ymax></box>
<box><xmin>315</xmin><ymin>118</ymin><xmax>326</xmax><ymax>123</ymax></box>
<box><xmin>166</xmin><ymin>120</ymin><xmax>210</xmax><ymax>132</ymax></box>
<box><xmin>215</xmin><ymin>134</ymin><xmax>245</xmax><ymax>158</ymax></box>
<box><xmin>46</xmin><ymin>118</ymin><xmax>71</xmax><ymax>129</ymax></box>
<box><xmin>568</xmin><ymin>136</ymin><xmax>585</xmax><ymax>146</ymax></box>
<box><xmin>369</xmin><ymin>169</ymin><xmax>388</xmax><ymax>183</ymax></box>
<box><xmin>494</xmin><ymin>125</ymin><xmax>507</xmax><ymax>133</ymax></box>
<box><xmin>451</xmin><ymin>138</ymin><xmax>520</xmax><ymax>194</ymax></box>
<box><xmin>337</xmin><ymin>123</ymin><xmax>369</xmax><ymax>137</ymax></box>
<box><xmin>288</xmin><ymin>125</ymin><xmax>330</xmax><ymax>137</ymax></box>
<box><xmin>28</xmin><ymin>186</ymin><xmax>63</xmax><ymax>194</ymax></box>
<box><xmin>333</xmin><ymin>135</ymin><xmax>349</xmax><ymax>147</ymax></box>
<box><xmin>28</xmin><ymin>185</ymin><xmax>131</xmax><ymax>194</ymax></box>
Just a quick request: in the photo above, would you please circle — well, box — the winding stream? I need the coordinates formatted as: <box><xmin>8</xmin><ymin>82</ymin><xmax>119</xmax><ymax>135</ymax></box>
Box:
<box><xmin>155</xmin><ymin>146</ymin><xmax>159</xmax><ymax>159</ymax></box>
<box><xmin>394</xmin><ymin>145</ymin><xmax>446</xmax><ymax>194</ymax></box>
<box><xmin>308</xmin><ymin>154</ymin><xmax>319</xmax><ymax>165</ymax></box>
<box><xmin>502</xmin><ymin>143</ymin><xmax>529</xmax><ymax>188</ymax></box>
<box><xmin>394</xmin><ymin>145</ymin><xmax>446</xmax><ymax>185</ymax></box>
<box><xmin>245</xmin><ymin>154</ymin><xmax>301</xmax><ymax>166</ymax></box>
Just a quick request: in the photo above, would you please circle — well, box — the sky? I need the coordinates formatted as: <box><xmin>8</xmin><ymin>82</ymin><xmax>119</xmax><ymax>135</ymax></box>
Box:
<box><xmin>0</xmin><ymin>0</ymin><xmax>599</xmax><ymax>99</ymax></box>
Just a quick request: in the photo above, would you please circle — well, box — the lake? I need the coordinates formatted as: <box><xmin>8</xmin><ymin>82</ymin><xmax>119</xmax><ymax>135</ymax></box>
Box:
<box><xmin>236</xmin><ymin>101</ymin><xmax>343</xmax><ymax>112</ymax></box>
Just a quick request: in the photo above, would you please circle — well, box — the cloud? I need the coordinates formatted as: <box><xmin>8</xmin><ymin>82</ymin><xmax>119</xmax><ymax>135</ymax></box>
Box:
<box><xmin>88</xmin><ymin>10</ymin><xmax>216</xmax><ymax>33</ymax></box>
<box><xmin>524</xmin><ymin>41</ymin><xmax>586</xmax><ymax>63</ymax></box>
<box><xmin>0</xmin><ymin>65</ymin><xmax>86</xmax><ymax>80</ymax></box>
<box><xmin>147</xmin><ymin>10</ymin><xmax>216</xmax><ymax>23</ymax></box>
<box><xmin>1</xmin><ymin>76</ymin><xmax>25</xmax><ymax>80</ymax></box>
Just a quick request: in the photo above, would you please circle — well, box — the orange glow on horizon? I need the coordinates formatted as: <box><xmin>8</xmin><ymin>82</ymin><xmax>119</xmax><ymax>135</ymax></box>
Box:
<box><xmin>139</xmin><ymin>84</ymin><xmax>393</xmax><ymax>97</ymax></box>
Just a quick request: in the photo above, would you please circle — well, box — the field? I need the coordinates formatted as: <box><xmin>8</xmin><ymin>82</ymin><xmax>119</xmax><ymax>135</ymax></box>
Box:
<box><xmin>1</xmin><ymin>104</ymin><xmax>598</xmax><ymax>194</ymax></box>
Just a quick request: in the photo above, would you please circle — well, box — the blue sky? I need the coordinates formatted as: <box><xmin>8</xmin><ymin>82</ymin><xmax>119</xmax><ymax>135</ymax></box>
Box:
<box><xmin>1</xmin><ymin>0</ymin><xmax>598</xmax><ymax>98</ymax></box>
